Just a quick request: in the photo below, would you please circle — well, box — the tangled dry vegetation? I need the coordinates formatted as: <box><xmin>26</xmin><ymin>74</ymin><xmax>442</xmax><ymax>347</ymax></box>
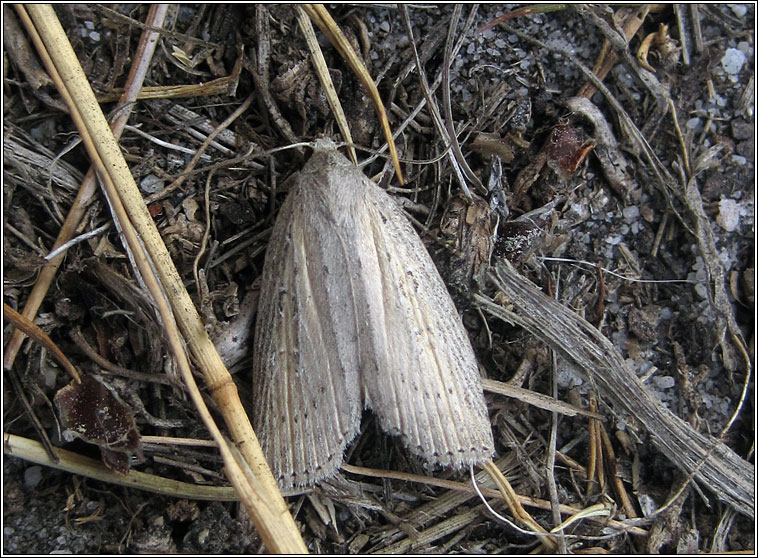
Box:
<box><xmin>3</xmin><ymin>4</ymin><xmax>754</xmax><ymax>554</ymax></box>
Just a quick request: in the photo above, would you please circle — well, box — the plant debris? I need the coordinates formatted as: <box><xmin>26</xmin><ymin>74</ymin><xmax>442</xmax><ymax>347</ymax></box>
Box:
<box><xmin>3</xmin><ymin>4</ymin><xmax>754</xmax><ymax>554</ymax></box>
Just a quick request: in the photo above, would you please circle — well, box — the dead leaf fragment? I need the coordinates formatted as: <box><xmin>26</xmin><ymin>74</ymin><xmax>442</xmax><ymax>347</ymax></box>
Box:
<box><xmin>54</xmin><ymin>375</ymin><xmax>143</xmax><ymax>474</ymax></box>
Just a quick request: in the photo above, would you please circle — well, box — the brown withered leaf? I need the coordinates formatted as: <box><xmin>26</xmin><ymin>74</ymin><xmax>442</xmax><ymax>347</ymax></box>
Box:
<box><xmin>511</xmin><ymin>117</ymin><xmax>596</xmax><ymax>209</ymax></box>
<box><xmin>54</xmin><ymin>375</ymin><xmax>143</xmax><ymax>474</ymax></box>
<box><xmin>544</xmin><ymin>120</ymin><xmax>596</xmax><ymax>180</ymax></box>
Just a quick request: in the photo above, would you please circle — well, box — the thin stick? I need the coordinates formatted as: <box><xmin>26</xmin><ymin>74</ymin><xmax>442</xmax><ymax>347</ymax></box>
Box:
<box><xmin>4</xmin><ymin>433</ymin><xmax>238</xmax><ymax>501</ymax></box>
<box><xmin>3</xmin><ymin>303</ymin><xmax>81</xmax><ymax>384</ymax></box>
<box><xmin>147</xmin><ymin>93</ymin><xmax>255</xmax><ymax>204</ymax></box>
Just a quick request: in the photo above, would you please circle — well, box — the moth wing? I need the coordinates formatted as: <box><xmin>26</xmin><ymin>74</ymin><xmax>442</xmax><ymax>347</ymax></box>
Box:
<box><xmin>252</xmin><ymin>181</ymin><xmax>362</xmax><ymax>489</ymax></box>
<box><xmin>356</xmin><ymin>181</ymin><xmax>494</xmax><ymax>468</ymax></box>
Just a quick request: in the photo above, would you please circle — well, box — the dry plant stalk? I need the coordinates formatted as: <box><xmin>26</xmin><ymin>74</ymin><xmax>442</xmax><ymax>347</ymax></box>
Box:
<box><xmin>477</xmin><ymin>260</ymin><xmax>754</xmax><ymax>518</ymax></box>
<box><xmin>94</xmin><ymin>52</ymin><xmax>242</xmax><ymax>103</ymax></box>
<box><xmin>301</xmin><ymin>3</ymin><xmax>404</xmax><ymax>183</ymax></box>
<box><xmin>4</xmin><ymin>434</ymin><xmax>238</xmax><ymax>501</ymax></box>
<box><xmin>295</xmin><ymin>6</ymin><xmax>357</xmax><ymax>165</ymax></box>
<box><xmin>252</xmin><ymin>139</ymin><xmax>493</xmax><ymax>488</ymax></box>
<box><xmin>3</xmin><ymin>4</ymin><xmax>168</xmax><ymax>371</ymax></box>
<box><xmin>17</xmin><ymin>5</ymin><xmax>305</xmax><ymax>552</ymax></box>
<box><xmin>3</xmin><ymin>303</ymin><xmax>81</xmax><ymax>383</ymax></box>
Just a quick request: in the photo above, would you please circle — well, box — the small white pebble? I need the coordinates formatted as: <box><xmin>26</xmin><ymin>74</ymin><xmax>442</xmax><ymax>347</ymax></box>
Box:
<box><xmin>686</xmin><ymin>117</ymin><xmax>702</xmax><ymax>130</ymax></box>
<box><xmin>611</xmin><ymin>331</ymin><xmax>627</xmax><ymax>346</ymax></box>
<box><xmin>730</xmin><ymin>154</ymin><xmax>747</xmax><ymax>166</ymax></box>
<box><xmin>721</xmin><ymin>48</ymin><xmax>746</xmax><ymax>75</ymax></box>
<box><xmin>728</xmin><ymin>3</ymin><xmax>748</xmax><ymax>18</ymax></box>
<box><xmin>42</xmin><ymin>366</ymin><xmax>57</xmax><ymax>389</ymax></box>
<box><xmin>695</xmin><ymin>282</ymin><xmax>709</xmax><ymax>299</ymax></box>
<box><xmin>653</xmin><ymin>375</ymin><xmax>676</xmax><ymax>389</ymax></box>
<box><xmin>24</xmin><ymin>466</ymin><xmax>43</xmax><ymax>489</ymax></box>
<box><xmin>89</xmin><ymin>31</ymin><xmax>100</xmax><ymax>41</ymax></box>
<box><xmin>378</xmin><ymin>20</ymin><xmax>390</xmax><ymax>33</ymax></box>
<box><xmin>555</xmin><ymin>359</ymin><xmax>584</xmax><ymax>389</ymax></box>
<box><xmin>638</xmin><ymin>493</ymin><xmax>659</xmax><ymax>517</ymax></box>
<box><xmin>197</xmin><ymin>528</ymin><xmax>210</xmax><ymax>545</ymax></box>
<box><xmin>84</xmin><ymin>20</ymin><xmax>95</xmax><ymax>30</ymax></box>
<box><xmin>569</xmin><ymin>201</ymin><xmax>589</xmax><ymax>220</ymax></box>
<box><xmin>623</xmin><ymin>205</ymin><xmax>640</xmax><ymax>221</ymax></box>
<box><xmin>605</xmin><ymin>235</ymin><xmax>622</xmax><ymax>246</ymax></box>
<box><xmin>140</xmin><ymin>174</ymin><xmax>164</xmax><ymax>194</ymax></box>
<box><xmin>717</xmin><ymin>198</ymin><xmax>741</xmax><ymax>231</ymax></box>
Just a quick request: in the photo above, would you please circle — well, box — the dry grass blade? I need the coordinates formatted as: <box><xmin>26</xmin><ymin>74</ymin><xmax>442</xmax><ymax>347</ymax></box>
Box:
<box><xmin>295</xmin><ymin>6</ymin><xmax>357</xmax><ymax>165</ymax></box>
<box><xmin>373</xmin><ymin>504</ymin><xmax>482</xmax><ymax>554</ymax></box>
<box><xmin>680</xmin><ymin>160</ymin><xmax>752</xmax><ymax>427</ymax></box>
<box><xmin>400</xmin><ymin>5</ymin><xmax>473</xmax><ymax>199</ymax></box>
<box><xmin>545</xmin><ymin>349</ymin><xmax>566</xmax><ymax>553</ymax></box>
<box><xmin>477</xmin><ymin>4</ymin><xmax>569</xmax><ymax>32</ymax></box>
<box><xmin>673</xmin><ymin>4</ymin><xmax>691</xmax><ymax>66</ymax></box>
<box><xmin>482</xmin><ymin>378</ymin><xmax>604</xmax><ymax>419</ymax></box>
<box><xmin>586</xmin><ymin>394</ymin><xmax>601</xmax><ymax>497</ymax></box>
<box><xmin>667</xmin><ymin>97</ymin><xmax>751</xmax><ymax>431</ymax></box>
<box><xmin>95</xmin><ymin>52</ymin><xmax>243</xmax><ymax>102</ymax></box>
<box><xmin>301</xmin><ymin>3</ymin><xmax>404</xmax><ymax>184</ymax></box>
<box><xmin>598</xmin><ymin>422</ymin><xmax>637</xmax><ymax>518</ymax></box>
<box><xmin>576</xmin><ymin>6</ymin><xmax>649</xmax><ymax>99</ymax></box>
<box><xmin>440</xmin><ymin>5</ymin><xmax>485</xmax><ymax>194</ymax></box>
<box><xmin>17</xmin><ymin>5</ymin><xmax>306</xmax><ymax>553</ymax></box>
<box><xmin>153</xmin><ymin>92</ymin><xmax>255</xmax><ymax>203</ymax></box>
<box><xmin>3</xmin><ymin>434</ymin><xmax>239</xmax><ymax>501</ymax></box>
<box><xmin>573</xmin><ymin>4</ymin><xmax>669</xmax><ymax>111</ymax></box>
<box><xmin>551</xmin><ymin>503</ymin><xmax>611</xmax><ymax>533</ymax></box>
<box><xmin>3</xmin><ymin>303</ymin><xmax>81</xmax><ymax>384</ymax></box>
<box><xmin>343</xmin><ymin>459</ymin><xmax>647</xmax><ymax>547</ymax></box>
<box><xmin>483</xmin><ymin>461</ymin><xmax>558</xmax><ymax>552</ymax></box>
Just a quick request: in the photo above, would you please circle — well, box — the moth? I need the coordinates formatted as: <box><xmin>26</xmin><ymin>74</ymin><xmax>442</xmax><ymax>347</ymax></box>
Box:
<box><xmin>252</xmin><ymin>139</ymin><xmax>493</xmax><ymax>489</ymax></box>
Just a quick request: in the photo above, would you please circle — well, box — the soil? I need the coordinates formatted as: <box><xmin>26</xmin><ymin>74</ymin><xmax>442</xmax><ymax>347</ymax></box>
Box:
<box><xmin>3</xmin><ymin>4</ymin><xmax>754</xmax><ymax>554</ymax></box>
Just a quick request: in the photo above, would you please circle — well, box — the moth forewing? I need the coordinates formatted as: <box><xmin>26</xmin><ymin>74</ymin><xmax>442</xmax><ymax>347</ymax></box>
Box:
<box><xmin>359</xmin><ymin>181</ymin><xmax>493</xmax><ymax>467</ymax></box>
<box><xmin>252</xmin><ymin>139</ymin><xmax>493</xmax><ymax>489</ymax></box>
<box><xmin>252</xmin><ymin>177</ymin><xmax>362</xmax><ymax>489</ymax></box>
